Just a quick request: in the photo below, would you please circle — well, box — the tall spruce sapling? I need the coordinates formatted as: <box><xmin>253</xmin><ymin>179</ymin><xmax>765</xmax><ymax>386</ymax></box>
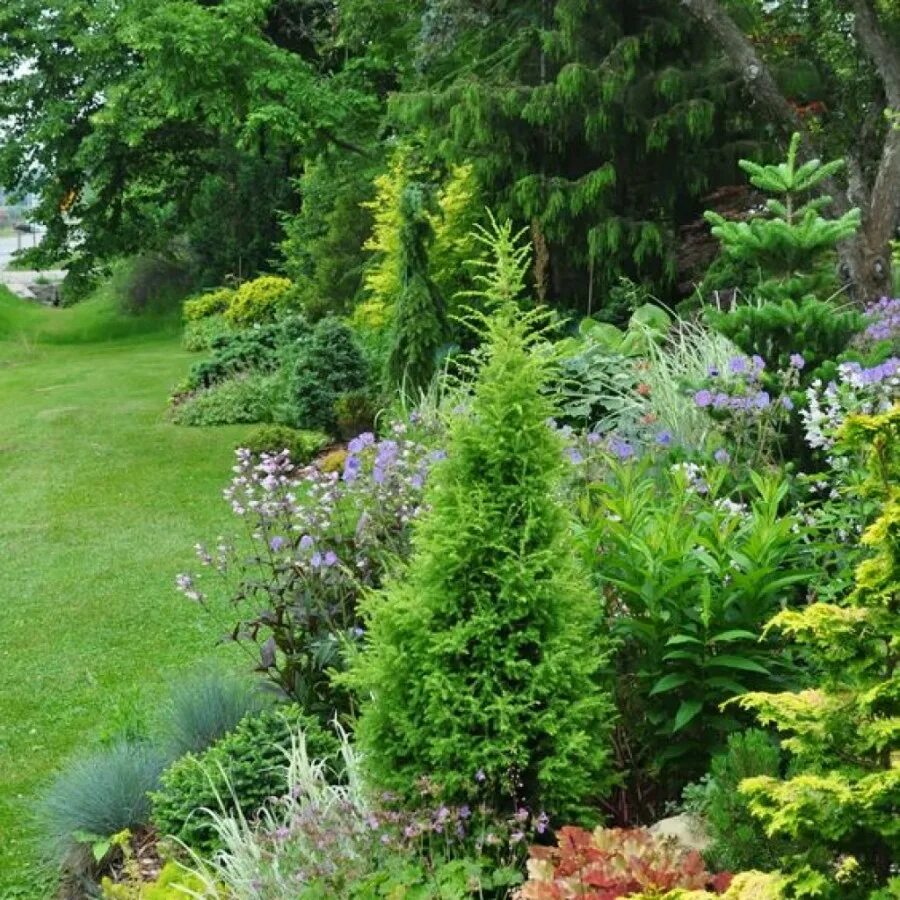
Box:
<box><xmin>348</xmin><ymin>223</ymin><xmax>617</xmax><ymax>822</ymax></box>
<box><xmin>704</xmin><ymin>133</ymin><xmax>863</xmax><ymax>375</ymax></box>
<box><xmin>733</xmin><ymin>406</ymin><xmax>900</xmax><ymax>899</ymax></box>
<box><xmin>386</xmin><ymin>183</ymin><xmax>448</xmax><ymax>397</ymax></box>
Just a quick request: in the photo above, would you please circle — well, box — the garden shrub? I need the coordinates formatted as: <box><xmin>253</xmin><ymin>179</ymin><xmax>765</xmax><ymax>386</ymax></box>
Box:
<box><xmin>732</xmin><ymin>406</ymin><xmax>900</xmax><ymax>899</ymax></box>
<box><xmin>156</xmin><ymin>669</ymin><xmax>265</xmax><ymax>758</ymax></box>
<box><xmin>151</xmin><ymin>704</ymin><xmax>338</xmax><ymax>856</ymax></box>
<box><xmin>288</xmin><ymin>316</ymin><xmax>369</xmax><ymax>434</ymax></box>
<box><xmin>346</xmin><ymin>301</ymin><xmax>617</xmax><ymax>821</ymax></box>
<box><xmin>682</xmin><ymin>730</ymin><xmax>789</xmax><ymax>873</ymax></box>
<box><xmin>333</xmin><ymin>389</ymin><xmax>376</xmax><ymax>441</ymax></box>
<box><xmin>38</xmin><ymin>742</ymin><xmax>165</xmax><ymax>878</ymax></box>
<box><xmin>169</xmin><ymin>372</ymin><xmax>278</xmax><ymax>426</ymax></box>
<box><xmin>517</xmin><ymin>827</ymin><xmax>733</xmax><ymax>899</ymax></box>
<box><xmin>184</xmin><ymin>314</ymin><xmax>306</xmax><ymax>391</ymax></box>
<box><xmin>240</xmin><ymin>424</ymin><xmax>329</xmax><ymax>464</ymax></box>
<box><xmin>579</xmin><ymin>457</ymin><xmax>808</xmax><ymax>815</ymax></box>
<box><xmin>224</xmin><ymin>275</ymin><xmax>293</xmax><ymax>326</ymax></box>
<box><xmin>181</xmin><ymin>314</ymin><xmax>231</xmax><ymax>352</ymax></box>
<box><xmin>183</xmin><ymin>287</ymin><xmax>235</xmax><ymax>322</ymax></box>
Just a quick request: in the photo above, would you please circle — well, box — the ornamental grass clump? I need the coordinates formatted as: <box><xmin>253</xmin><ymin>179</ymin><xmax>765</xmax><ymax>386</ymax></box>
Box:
<box><xmin>347</xmin><ymin>296</ymin><xmax>617</xmax><ymax>822</ymax></box>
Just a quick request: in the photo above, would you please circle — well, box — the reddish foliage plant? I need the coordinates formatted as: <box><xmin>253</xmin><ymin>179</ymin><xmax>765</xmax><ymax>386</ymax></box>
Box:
<box><xmin>517</xmin><ymin>827</ymin><xmax>733</xmax><ymax>899</ymax></box>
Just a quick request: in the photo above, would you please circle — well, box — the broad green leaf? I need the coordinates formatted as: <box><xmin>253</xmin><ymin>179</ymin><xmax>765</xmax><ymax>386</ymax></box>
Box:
<box><xmin>649</xmin><ymin>672</ymin><xmax>692</xmax><ymax>695</ymax></box>
<box><xmin>710</xmin><ymin>629</ymin><xmax>758</xmax><ymax>643</ymax></box>
<box><xmin>674</xmin><ymin>699</ymin><xmax>703</xmax><ymax>731</ymax></box>
<box><xmin>708</xmin><ymin>654</ymin><xmax>770</xmax><ymax>675</ymax></box>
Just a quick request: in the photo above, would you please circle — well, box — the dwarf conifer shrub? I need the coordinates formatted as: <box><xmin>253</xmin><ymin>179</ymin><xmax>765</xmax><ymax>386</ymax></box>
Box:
<box><xmin>151</xmin><ymin>705</ymin><xmax>337</xmax><ymax>856</ymax></box>
<box><xmin>289</xmin><ymin>316</ymin><xmax>369</xmax><ymax>434</ymax></box>
<box><xmin>733</xmin><ymin>406</ymin><xmax>900</xmax><ymax>898</ymax></box>
<box><xmin>347</xmin><ymin>300</ymin><xmax>616</xmax><ymax>821</ymax></box>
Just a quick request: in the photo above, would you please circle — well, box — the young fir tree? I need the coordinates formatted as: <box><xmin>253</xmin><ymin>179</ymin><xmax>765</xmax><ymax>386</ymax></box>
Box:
<box><xmin>395</xmin><ymin>0</ymin><xmax>754</xmax><ymax>311</ymax></box>
<box><xmin>705</xmin><ymin>134</ymin><xmax>864</xmax><ymax>375</ymax></box>
<box><xmin>734</xmin><ymin>407</ymin><xmax>900</xmax><ymax>899</ymax></box>
<box><xmin>705</xmin><ymin>132</ymin><xmax>861</xmax><ymax>303</ymax></box>
<box><xmin>347</xmin><ymin>230</ymin><xmax>617</xmax><ymax>821</ymax></box>
<box><xmin>386</xmin><ymin>183</ymin><xmax>448</xmax><ymax>396</ymax></box>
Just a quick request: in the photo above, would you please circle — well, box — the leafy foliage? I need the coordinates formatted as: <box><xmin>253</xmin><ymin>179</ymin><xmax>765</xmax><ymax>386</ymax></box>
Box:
<box><xmin>579</xmin><ymin>458</ymin><xmax>808</xmax><ymax>812</ymax></box>
<box><xmin>240</xmin><ymin>425</ymin><xmax>329</xmax><ymax>465</ymax></box>
<box><xmin>704</xmin><ymin>134</ymin><xmax>863</xmax><ymax>381</ymax></box>
<box><xmin>169</xmin><ymin>372</ymin><xmax>279</xmax><ymax>427</ymax></box>
<box><xmin>224</xmin><ymin>276</ymin><xmax>295</xmax><ymax>327</ymax></box>
<box><xmin>518</xmin><ymin>827</ymin><xmax>733</xmax><ymax>899</ymax></box>
<box><xmin>394</xmin><ymin>0</ymin><xmax>755</xmax><ymax>308</ymax></box>
<box><xmin>151</xmin><ymin>705</ymin><xmax>338</xmax><ymax>857</ymax></box>
<box><xmin>733</xmin><ymin>406</ymin><xmax>900</xmax><ymax>898</ymax></box>
<box><xmin>101</xmin><ymin>860</ymin><xmax>209</xmax><ymax>900</ymax></box>
<box><xmin>181</xmin><ymin>314</ymin><xmax>232</xmax><ymax>353</ymax></box>
<box><xmin>183</xmin><ymin>289</ymin><xmax>236</xmax><ymax>323</ymax></box>
<box><xmin>347</xmin><ymin>292</ymin><xmax>617</xmax><ymax>819</ymax></box>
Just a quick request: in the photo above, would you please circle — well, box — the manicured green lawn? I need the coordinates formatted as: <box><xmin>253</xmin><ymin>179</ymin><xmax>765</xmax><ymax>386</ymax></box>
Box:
<box><xmin>0</xmin><ymin>290</ymin><xmax>248</xmax><ymax>896</ymax></box>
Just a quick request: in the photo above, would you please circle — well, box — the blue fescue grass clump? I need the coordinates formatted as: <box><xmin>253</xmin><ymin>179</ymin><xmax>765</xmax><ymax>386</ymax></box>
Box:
<box><xmin>157</xmin><ymin>668</ymin><xmax>267</xmax><ymax>759</ymax></box>
<box><xmin>36</xmin><ymin>742</ymin><xmax>166</xmax><ymax>876</ymax></box>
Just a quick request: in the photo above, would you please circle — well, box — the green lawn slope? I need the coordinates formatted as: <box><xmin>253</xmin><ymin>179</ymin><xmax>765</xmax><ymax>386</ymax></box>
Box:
<box><xmin>0</xmin><ymin>288</ymin><xmax>247</xmax><ymax>896</ymax></box>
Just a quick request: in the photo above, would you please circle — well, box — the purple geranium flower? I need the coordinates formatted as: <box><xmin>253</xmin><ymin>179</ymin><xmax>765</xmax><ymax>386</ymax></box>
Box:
<box><xmin>694</xmin><ymin>389</ymin><xmax>713</xmax><ymax>408</ymax></box>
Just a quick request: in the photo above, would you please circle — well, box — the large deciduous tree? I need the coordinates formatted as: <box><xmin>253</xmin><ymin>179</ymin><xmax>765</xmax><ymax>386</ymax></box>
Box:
<box><xmin>680</xmin><ymin>0</ymin><xmax>900</xmax><ymax>300</ymax></box>
<box><xmin>0</xmin><ymin>0</ymin><xmax>385</xmax><ymax>287</ymax></box>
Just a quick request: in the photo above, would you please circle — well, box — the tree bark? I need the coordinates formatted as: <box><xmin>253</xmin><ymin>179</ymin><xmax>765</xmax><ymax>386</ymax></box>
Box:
<box><xmin>681</xmin><ymin>0</ymin><xmax>900</xmax><ymax>300</ymax></box>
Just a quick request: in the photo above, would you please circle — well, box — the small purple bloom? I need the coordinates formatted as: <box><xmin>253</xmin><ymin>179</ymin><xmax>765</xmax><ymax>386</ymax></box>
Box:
<box><xmin>586</xmin><ymin>432</ymin><xmax>602</xmax><ymax>446</ymax></box>
<box><xmin>712</xmin><ymin>392</ymin><xmax>730</xmax><ymax>409</ymax></box>
<box><xmin>694</xmin><ymin>389</ymin><xmax>713</xmax><ymax>408</ymax></box>
<box><xmin>269</xmin><ymin>536</ymin><xmax>286</xmax><ymax>552</ymax></box>
<box><xmin>475</xmin><ymin>769</ymin><xmax>486</xmax><ymax>783</ymax></box>
<box><xmin>565</xmin><ymin>447</ymin><xmax>584</xmax><ymax>464</ymax></box>
<box><xmin>789</xmin><ymin>353</ymin><xmax>805</xmax><ymax>370</ymax></box>
<box><xmin>728</xmin><ymin>356</ymin><xmax>748</xmax><ymax>374</ymax></box>
<box><xmin>714</xmin><ymin>448</ymin><xmax>730</xmax><ymax>464</ymax></box>
<box><xmin>781</xmin><ymin>395</ymin><xmax>794</xmax><ymax>411</ymax></box>
<box><xmin>299</xmin><ymin>534</ymin><xmax>314</xmax><ymax>551</ymax></box>
<box><xmin>324</xmin><ymin>550</ymin><xmax>338</xmax><ymax>567</ymax></box>
<box><xmin>310</xmin><ymin>552</ymin><xmax>323</xmax><ymax>569</ymax></box>
<box><xmin>753</xmin><ymin>390</ymin><xmax>771</xmax><ymax>409</ymax></box>
<box><xmin>609</xmin><ymin>437</ymin><xmax>635</xmax><ymax>460</ymax></box>
<box><xmin>751</xmin><ymin>354</ymin><xmax>766</xmax><ymax>372</ymax></box>
<box><xmin>656</xmin><ymin>430</ymin><xmax>672</xmax><ymax>446</ymax></box>
<box><xmin>707</xmin><ymin>365</ymin><xmax>720</xmax><ymax>377</ymax></box>
<box><xmin>347</xmin><ymin>432</ymin><xmax>375</xmax><ymax>454</ymax></box>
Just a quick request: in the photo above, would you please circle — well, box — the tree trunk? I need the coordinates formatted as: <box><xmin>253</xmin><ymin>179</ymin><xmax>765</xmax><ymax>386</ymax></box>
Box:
<box><xmin>681</xmin><ymin>0</ymin><xmax>900</xmax><ymax>301</ymax></box>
